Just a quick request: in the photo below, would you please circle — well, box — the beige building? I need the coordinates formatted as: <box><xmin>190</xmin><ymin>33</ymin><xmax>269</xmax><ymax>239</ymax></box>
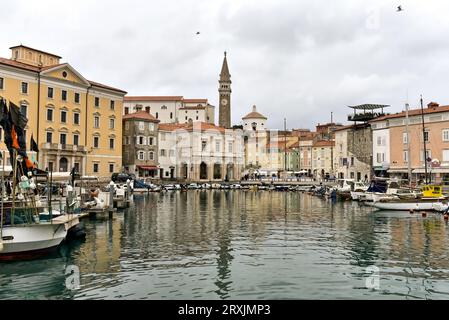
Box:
<box><xmin>312</xmin><ymin>140</ymin><xmax>335</xmax><ymax>180</ymax></box>
<box><xmin>0</xmin><ymin>45</ymin><xmax>126</xmax><ymax>178</ymax></box>
<box><xmin>158</xmin><ymin>122</ymin><xmax>244</xmax><ymax>182</ymax></box>
<box><xmin>371</xmin><ymin>102</ymin><xmax>449</xmax><ymax>184</ymax></box>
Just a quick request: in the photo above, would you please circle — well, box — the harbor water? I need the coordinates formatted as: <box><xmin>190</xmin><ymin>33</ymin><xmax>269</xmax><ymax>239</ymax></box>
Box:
<box><xmin>1</xmin><ymin>191</ymin><xmax>449</xmax><ymax>300</ymax></box>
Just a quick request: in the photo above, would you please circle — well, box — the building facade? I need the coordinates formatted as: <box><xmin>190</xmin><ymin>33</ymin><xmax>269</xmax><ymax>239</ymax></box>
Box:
<box><xmin>334</xmin><ymin>124</ymin><xmax>373</xmax><ymax>181</ymax></box>
<box><xmin>370</xmin><ymin>102</ymin><xmax>449</xmax><ymax>184</ymax></box>
<box><xmin>312</xmin><ymin>140</ymin><xmax>335</xmax><ymax>180</ymax></box>
<box><xmin>0</xmin><ymin>45</ymin><xmax>126</xmax><ymax>178</ymax></box>
<box><xmin>158</xmin><ymin>122</ymin><xmax>244</xmax><ymax>182</ymax></box>
<box><xmin>122</xmin><ymin>111</ymin><xmax>159</xmax><ymax>178</ymax></box>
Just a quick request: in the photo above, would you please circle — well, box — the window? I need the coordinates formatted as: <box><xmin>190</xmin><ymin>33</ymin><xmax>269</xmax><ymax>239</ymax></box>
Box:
<box><xmin>48</xmin><ymin>161</ymin><xmax>54</xmax><ymax>172</ymax></box>
<box><xmin>60</xmin><ymin>110</ymin><xmax>67</xmax><ymax>123</ymax></box>
<box><xmin>109</xmin><ymin>118</ymin><xmax>115</xmax><ymax>129</ymax></box>
<box><xmin>145</xmin><ymin>106</ymin><xmax>150</xmax><ymax>113</ymax></box>
<box><xmin>74</xmin><ymin>162</ymin><xmax>80</xmax><ymax>173</ymax></box>
<box><xmin>149</xmin><ymin>137</ymin><xmax>154</xmax><ymax>146</ymax></box>
<box><xmin>74</xmin><ymin>92</ymin><xmax>80</xmax><ymax>104</ymax></box>
<box><xmin>403</xmin><ymin>150</ymin><xmax>409</xmax><ymax>163</ymax></box>
<box><xmin>196</xmin><ymin>116</ymin><xmax>199</xmax><ymax>120</ymax></box>
<box><xmin>73</xmin><ymin>134</ymin><xmax>79</xmax><ymax>146</ymax></box>
<box><xmin>0</xmin><ymin>77</ymin><xmax>3</xmax><ymax>90</ymax></box>
<box><xmin>125</xmin><ymin>122</ymin><xmax>129</xmax><ymax>130</ymax></box>
<box><xmin>351</xmin><ymin>157</ymin><xmax>355</xmax><ymax>166</ymax></box>
<box><xmin>156</xmin><ymin>112</ymin><xmax>158</xmax><ymax>119</ymax></box>
<box><xmin>443</xmin><ymin>129</ymin><xmax>449</xmax><ymax>142</ymax></box>
<box><xmin>93</xmin><ymin>163</ymin><xmax>99</xmax><ymax>173</ymax></box>
<box><xmin>21</xmin><ymin>82</ymin><xmax>28</xmax><ymax>94</ymax></box>
<box><xmin>160</xmin><ymin>149</ymin><xmax>166</xmax><ymax>157</ymax></box>
<box><xmin>185</xmin><ymin>116</ymin><xmax>188</xmax><ymax>120</ymax></box>
<box><xmin>74</xmin><ymin>113</ymin><xmax>80</xmax><ymax>125</ymax></box>
<box><xmin>420</xmin><ymin>150</ymin><xmax>432</xmax><ymax>161</ymax></box>
<box><xmin>47</xmin><ymin>87</ymin><xmax>54</xmax><ymax>99</ymax></box>
<box><xmin>109</xmin><ymin>163</ymin><xmax>114</xmax><ymax>173</ymax></box>
<box><xmin>93</xmin><ymin>136</ymin><xmax>99</xmax><ymax>148</ymax></box>
<box><xmin>149</xmin><ymin>151</ymin><xmax>154</xmax><ymax>160</ymax></box>
<box><xmin>170</xmin><ymin>112</ymin><xmax>173</xmax><ymax>119</ymax></box>
<box><xmin>109</xmin><ymin>138</ymin><xmax>114</xmax><ymax>149</ymax></box>
<box><xmin>216</xmin><ymin>141</ymin><xmax>221</xmax><ymax>152</ymax></box>
<box><xmin>124</xmin><ymin>136</ymin><xmax>129</xmax><ymax>145</ymax></box>
<box><xmin>376</xmin><ymin>153</ymin><xmax>385</xmax><ymax>163</ymax></box>
<box><xmin>94</xmin><ymin>116</ymin><xmax>99</xmax><ymax>128</ymax></box>
<box><xmin>47</xmin><ymin>108</ymin><xmax>53</xmax><ymax>121</ymax></box>
<box><xmin>403</xmin><ymin>132</ymin><xmax>408</xmax><ymax>144</ymax></box>
<box><xmin>139</xmin><ymin>136</ymin><xmax>144</xmax><ymax>145</ymax></box>
<box><xmin>139</xmin><ymin>122</ymin><xmax>144</xmax><ymax>131</ymax></box>
<box><xmin>46</xmin><ymin>132</ymin><xmax>52</xmax><ymax>143</ymax></box>
<box><xmin>148</xmin><ymin>123</ymin><xmax>154</xmax><ymax>131</ymax></box>
<box><xmin>110</xmin><ymin>100</ymin><xmax>115</xmax><ymax>110</ymax></box>
<box><xmin>124</xmin><ymin>107</ymin><xmax>129</xmax><ymax>115</ymax></box>
<box><xmin>60</xmin><ymin>133</ymin><xmax>67</xmax><ymax>145</ymax></box>
<box><xmin>61</xmin><ymin>90</ymin><xmax>67</xmax><ymax>101</ymax></box>
<box><xmin>138</xmin><ymin>151</ymin><xmax>145</xmax><ymax>160</ymax></box>
<box><xmin>20</xmin><ymin>104</ymin><xmax>27</xmax><ymax>117</ymax></box>
<box><xmin>443</xmin><ymin>150</ymin><xmax>449</xmax><ymax>162</ymax></box>
<box><xmin>161</xmin><ymin>105</ymin><xmax>167</xmax><ymax>110</ymax></box>
<box><xmin>201</xmin><ymin>140</ymin><xmax>207</xmax><ymax>151</ymax></box>
<box><xmin>95</xmin><ymin>97</ymin><xmax>99</xmax><ymax>107</ymax></box>
<box><xmin>424</xmin><ymin>131</ymin><xmax>429</xmax><ymax>143</ymax></box>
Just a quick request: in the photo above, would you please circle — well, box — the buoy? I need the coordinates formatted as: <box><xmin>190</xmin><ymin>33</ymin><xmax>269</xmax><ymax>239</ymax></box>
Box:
<box><xmin>422</xmin><ymin>212</ymin><xmax>427</xmax><ymax>218</ymax></box>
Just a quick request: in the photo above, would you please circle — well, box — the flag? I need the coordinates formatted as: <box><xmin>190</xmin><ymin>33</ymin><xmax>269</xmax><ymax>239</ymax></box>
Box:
<box><xmin>0</xmin><ymin>99</ymin><xmax>7</xmax><ymax>127</ymax></box>
<box><xmin>30</xmin><ymin>134</ymin><xmax>39</xmax><ymax>153</ymax></box>
<box><xmin>9</xmin><ymin>101</ymin><xmax>28</xmax><ymax>129</ymax></box>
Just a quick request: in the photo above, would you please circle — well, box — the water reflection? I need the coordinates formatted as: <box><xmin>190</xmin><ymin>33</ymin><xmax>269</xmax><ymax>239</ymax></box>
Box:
<box><xmin>1</xmin><ymin>191</ymin><xmax>449</xmax><ymax>299</ymax></box>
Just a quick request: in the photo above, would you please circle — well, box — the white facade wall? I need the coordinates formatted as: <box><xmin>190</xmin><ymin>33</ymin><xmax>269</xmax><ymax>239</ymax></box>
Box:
<box><xmin>243</xmin><ymin>118</ymin><xmax>267</xmax><ymax>131</ymax></box>
<box><xmin>372</xmin><ymin>128</ymin><xmax>390</xmax><ymax>169</ymax></box>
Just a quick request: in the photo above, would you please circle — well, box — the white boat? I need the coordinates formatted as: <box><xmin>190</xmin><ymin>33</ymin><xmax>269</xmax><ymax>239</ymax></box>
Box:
<box><xmin>371</xmin><ymin>199</ymin><xmax>448</xmax><ymax>212</ymax></box>
<box><xmin>211</xmin><ymin>183</ymin><xmax>221</xmax><ymax>189</ymax></box>
<box><xmin>349</xmin><ymin>182</ymin><xmax>369</xmax><ymax>200</ymax></box>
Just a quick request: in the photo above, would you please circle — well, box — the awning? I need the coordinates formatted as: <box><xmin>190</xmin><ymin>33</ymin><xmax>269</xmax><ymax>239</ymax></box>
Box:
<box><xmin>413</xmin><ymin>168</ymin><xmax>449</xmax><ymax>174</ymax></box>
<box><xmin>137</xmin><ymin>165</ymin><xmax>158</xmax><ymax>171</ymax></box>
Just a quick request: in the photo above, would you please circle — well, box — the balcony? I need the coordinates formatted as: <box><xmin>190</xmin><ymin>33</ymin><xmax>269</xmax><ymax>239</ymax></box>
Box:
<box><xmin>347</xmin><ymin>112</ymin><xmax>385</xmax><ymax>122</ymax></box>
<box><xmin>40</xmin><ymin>143</ymin><xmax>86</xmax><ymax>153</ymax></box>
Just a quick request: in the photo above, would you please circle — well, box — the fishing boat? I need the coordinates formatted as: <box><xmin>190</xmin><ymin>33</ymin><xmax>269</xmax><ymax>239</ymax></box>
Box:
<box><xmin>371</xmin><ymin>185</ymin><xmax>448</xmax><ymax>212</ymax></box>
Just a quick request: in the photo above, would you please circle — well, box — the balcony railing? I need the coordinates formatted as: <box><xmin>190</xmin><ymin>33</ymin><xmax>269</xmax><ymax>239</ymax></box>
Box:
<box><xmin>348</xmin><ymin>112</ymin><xmax>385</xmax><ymax>122</ymax></box>
<box><xmin>40</xmin><ymin>143</ymin><xmax>86</xmax><ymax>152</ymax></box>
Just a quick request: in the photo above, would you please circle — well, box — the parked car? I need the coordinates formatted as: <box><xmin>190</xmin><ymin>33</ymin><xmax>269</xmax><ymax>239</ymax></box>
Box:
<box><xmin>111</xmin><ymin>173</ymin><xmax>136</xmax><ymax>183</ymax></box>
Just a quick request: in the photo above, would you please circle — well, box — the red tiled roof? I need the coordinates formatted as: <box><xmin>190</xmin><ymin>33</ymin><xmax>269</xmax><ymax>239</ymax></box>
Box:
<box><xmin>122</xmin><ymin>111</ymin><xmax>159</xmax><ymax>122</ymax></box>
<box><xmin>242</xmin><ymin>111</ymin><xmax>267</xmax><ymax>120</ymax></box>
<box><xmin>124</xmin><ymin>96</ymin><xmax>184</xmax><ymax>102</ymax></box>
<box><xmin>10</xmin><ymin>45</ymin><xmax>62</xmax><ymax>58</ymax></box>
<box><xmin>332</xmin><ymin>124</ymin><xmax>357</xmax><ymax>132</ymax></box>
<box><xmin>183</xmin><ymin>99</ymin><xmax>208</xmax><ymax>103</ymax></box>
<box><xmin>370</xmin><ymin>105</ymin><xmax>449</xmax><ymax>122</ymax></box>
<box><xmin>159</xmin><ymin>122</ymin><xmax>226</xmax><ymax>133</ymax></box>
<box><xmin>313</xmin><ymin>140</ymin><xmax>335</xmax><ymax>147</ymax></box>
<box><xmin>89</xmin><ymin>80</ymin><xmax>127</xmax><ymax>94</ymax></box>
<box><xmin>179</xmin><ymin>106</ymin><xmax>207</xmax><ymax>110</ymax></box>
<box><xmin>0</xmin><ymin>56</ymin><xmax>126</xmax><ymax>94</ymax></box>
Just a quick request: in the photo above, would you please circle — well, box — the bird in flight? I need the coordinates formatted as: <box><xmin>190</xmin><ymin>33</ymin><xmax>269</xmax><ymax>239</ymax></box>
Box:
<box><xmin>397</xmin><ymin>5</ymin><xmax>403</xmax><ymax>12</ymax></box>
<box><xmin>196</xmin><ymin>31</ymin><xmax>200</xmax><ymax>35</ymax></box>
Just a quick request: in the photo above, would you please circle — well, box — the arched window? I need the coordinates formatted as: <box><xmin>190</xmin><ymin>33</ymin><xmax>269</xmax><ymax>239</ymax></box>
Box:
<box><xmin>200</xmin><ymin>162</ymin><xmax>208</xmax><ymax>180</ymax></box>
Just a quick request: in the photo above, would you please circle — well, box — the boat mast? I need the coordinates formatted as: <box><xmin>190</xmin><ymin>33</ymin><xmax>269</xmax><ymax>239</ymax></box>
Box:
<box><xmin>405</xmin><ymin>102</ymin><xmax>412</xmax><ymax>188</ymax></box>
<box><xmin>420</xmin><ymin>95</ymin><xmax>428</xmax><ymax>185</ymax></box>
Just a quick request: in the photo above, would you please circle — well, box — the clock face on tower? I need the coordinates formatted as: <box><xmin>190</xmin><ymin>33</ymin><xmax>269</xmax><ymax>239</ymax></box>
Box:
<box><xmin>221</xmin><ymin>98</ymin><xmax>228</xmax><ymax>106</ymax></box>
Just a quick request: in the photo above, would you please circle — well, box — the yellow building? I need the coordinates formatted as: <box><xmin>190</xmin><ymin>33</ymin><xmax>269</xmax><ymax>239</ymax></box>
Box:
<box><xmin>0</xmin><ymin>45</ymin><xmax>126</xmax><ymax>178</ymax></box>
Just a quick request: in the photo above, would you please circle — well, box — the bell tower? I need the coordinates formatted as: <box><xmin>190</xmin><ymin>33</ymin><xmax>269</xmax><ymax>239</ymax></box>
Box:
<box><xmin>218</xmin><ymin>51</ymin><xmax>231</xmax><ymax>128</ymax></box>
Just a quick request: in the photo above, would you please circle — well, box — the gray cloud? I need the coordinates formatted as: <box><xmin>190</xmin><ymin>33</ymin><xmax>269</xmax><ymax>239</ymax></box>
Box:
<box><xmin>2</xmin><ymin>0</ymin><xmax>449</xmax><ymax>130</ymax></box>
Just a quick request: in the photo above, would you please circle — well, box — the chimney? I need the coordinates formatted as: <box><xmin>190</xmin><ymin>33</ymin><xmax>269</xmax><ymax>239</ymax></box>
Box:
<box><xmin>428</xmin><ymin>102</ymin><xmax>439</xmax><ymax>109</ymax></box>
<box><xmin>252</xmin><ymin>105</ymin><xmax>257</xmax><ymax>112</ymax></box>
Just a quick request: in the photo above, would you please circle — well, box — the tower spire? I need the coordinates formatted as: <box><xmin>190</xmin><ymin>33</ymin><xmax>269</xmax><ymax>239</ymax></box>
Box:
<box><xmin>218</xmin><ymin>52</ymin><xmax>232</xmax><ymax>128</ymax></box>
<box><xmin>220</xmin><ymin>51</ymin><xmax>231</xmax><ymax>81</ymax></box>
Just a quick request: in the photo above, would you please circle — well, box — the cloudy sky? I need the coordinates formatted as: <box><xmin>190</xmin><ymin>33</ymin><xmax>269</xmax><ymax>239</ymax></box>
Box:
<box><xmin>1</xmin><ymin>0</ymin><xmax>449</xmax><ymax>129</ymax></box>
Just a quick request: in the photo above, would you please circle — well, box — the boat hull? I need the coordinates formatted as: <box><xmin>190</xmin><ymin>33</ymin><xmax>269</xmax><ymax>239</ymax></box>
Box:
<box><xmin>371</xmin><ymin>201</ymin><xmax>449</xmax><ymax>212</ymax></box>
<box><xmin>0</xmin><ymin>223</ymin><xmax>67</xmax><ymax>261</ymax></box>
